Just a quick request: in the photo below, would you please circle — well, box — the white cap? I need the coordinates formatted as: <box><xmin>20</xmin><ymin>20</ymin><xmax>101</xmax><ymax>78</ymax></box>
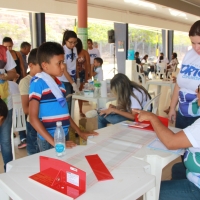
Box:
<box><xmin>56</xmin><ymin>121</ymin><xmax>62</xmax><ymax>126</ymax></box>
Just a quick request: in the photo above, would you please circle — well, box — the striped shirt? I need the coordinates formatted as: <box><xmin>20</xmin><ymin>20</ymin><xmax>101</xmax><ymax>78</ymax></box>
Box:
<box><xmin>29</xmin><ymin>77</ymin><xmax>70</xmax><ymax>140</ymax></box>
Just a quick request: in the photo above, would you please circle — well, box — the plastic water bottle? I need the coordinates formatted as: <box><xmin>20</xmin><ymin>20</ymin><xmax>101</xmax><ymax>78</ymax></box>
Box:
<box><xmin>54</xmin><ymin>121</ymin><xmax>66</xmax><ymax>157</ymax></box>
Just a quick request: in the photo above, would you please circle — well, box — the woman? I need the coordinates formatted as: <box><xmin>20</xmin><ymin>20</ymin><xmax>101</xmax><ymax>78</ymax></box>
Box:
<box><xmin>168</xmin><ymin>20</ymin><xmax>200</xmax><ymax>129</ymax></box>
<box><xmin>2</xmin><ymin>37</ymin><xmax>26</xmax><ymax>83</ymax></box>
<box><xmin>0</xmin><ymin>45</ymin><xmax>17</xmax><ymax>171</ymax></box>
<box><xmin>134</xmin><ymin>85</ymin><xmax>200</xmax><ymax>199</ymax></box>
<box><xmin>98</xmin><ymin>73</ymin><xmax>151</xmax><ymax>129</ymax></box>
<box><xmin>76</xmin><ymin>38</ymin><xmax>91</xmax><ymax>117</ymax></box>
<box><xmin>59</xmin><ymin>30</ymin><xmax>79</xmax><ymax>115</ymax></box>
<box><xmin>166</xmin><ymin>52</ymin><xmax>179</xmax><ymax>78</ymax></box>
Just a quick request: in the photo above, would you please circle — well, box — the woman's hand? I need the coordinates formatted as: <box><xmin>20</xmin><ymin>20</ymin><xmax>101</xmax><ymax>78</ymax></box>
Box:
<box><xmin>109</xmin><ymin>104</ymin><xmax>116</xmax><ymax>108</ymax></box>
<box><xmin>168</xmin><ymin>107</ymin><xmax>176</xmax><ymax>123</ymax></box>
<box><xmin>99</xmin><ymin>107</ymin><xmax>114</xmax><ymax>117</ymax></box>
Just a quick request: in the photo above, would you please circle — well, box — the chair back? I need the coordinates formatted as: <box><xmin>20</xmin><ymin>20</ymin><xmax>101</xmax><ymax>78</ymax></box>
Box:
<box><xmin>157</xmin><ymin>62</ymin><xmax>166</xmax><ymax>74</ymax></box>
<box><xmin>11</xmin><ymin>94</ymin><xmax>26</xmax><ymax>160</ymax></box>
<box><xmin>143</xmin><ymin>93</ymin><xmax>161</xmax><ymax>114</ymax></box>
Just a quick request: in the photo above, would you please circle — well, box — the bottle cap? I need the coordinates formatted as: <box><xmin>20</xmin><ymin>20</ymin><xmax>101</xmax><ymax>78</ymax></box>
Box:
<box><xmin>56</xmin><ymin>121</ymin><xmax>62</xmax><ymax>126</ymax></box>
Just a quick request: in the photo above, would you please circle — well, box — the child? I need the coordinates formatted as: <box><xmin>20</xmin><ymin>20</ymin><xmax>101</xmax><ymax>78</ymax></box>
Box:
<box><xmin>29</xmin><ymin>42</ymin><xmax>98</xmax><ymax>152</ymax></box>
<box><xmin>19</xmin><ymin>48</ymin><xmax>41</xmax><ymax>155</ymax></box>
<box><xmin>91</xmin><ymin>57</ymin><xmax>103</xmax><ymax>81</ymax></box>
<box><xmin>0</xmin><ymin>98</ymin><xmax>8</xmax><ymax>126</ymax></box>
<box><xmin>98</xmin><ymin>73</ymin><xmax>151</xmax><ymax>129</ymax></box>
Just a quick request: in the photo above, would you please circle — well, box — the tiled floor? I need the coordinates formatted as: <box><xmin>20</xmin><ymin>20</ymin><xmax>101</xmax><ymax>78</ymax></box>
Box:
<box><xmin>0</xmin><ymin>80</ymin><xmax>182</xmax><ymax>198</ymax></box>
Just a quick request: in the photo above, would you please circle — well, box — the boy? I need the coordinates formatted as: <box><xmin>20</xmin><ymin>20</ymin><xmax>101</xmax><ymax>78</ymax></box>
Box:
<box><xmin>91</xmin><ymin>57</ymin><xmax>103</xmax><ymax>81</ymax></box>
<box><xmin>29</xmin><ymin>42</ymin><xmax>98</xmax><ymax>151</ymax></box>
<box><xmin>0</xmin><ymin>98</ymin><xmax>8</xmax><ymax>126</ymax></box>
<box><xmin>19</xmin><ymin>48</ymin><xmax>41</xmax><ymax>155</ymax></box>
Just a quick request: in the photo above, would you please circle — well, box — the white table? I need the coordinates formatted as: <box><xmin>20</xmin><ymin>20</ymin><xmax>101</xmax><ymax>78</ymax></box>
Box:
<box><xmin>71</xmin><ymin>94</ymin><xmax>116</xmax><ymax>119</ymax></box>
<box><xmin>145</xmin><ymin>79</ymin><xmax>175</xmax><ymax>96</ymax></box>
<box><xmin>88</xmin><ymin>123</ymin><xmax>181</xmax><ymax>200</ymax></box>
<box><xmin>1</xmin><ymin>143</ymin><xmax>155</xmax><ymax>200</ymax></box>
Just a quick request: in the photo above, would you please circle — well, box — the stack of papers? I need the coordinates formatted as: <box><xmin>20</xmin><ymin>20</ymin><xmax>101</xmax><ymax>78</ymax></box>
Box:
<box><xmin>121</xmin><ymin>121</ymin><xmax>150</xmax><ymax>128</ymax></box>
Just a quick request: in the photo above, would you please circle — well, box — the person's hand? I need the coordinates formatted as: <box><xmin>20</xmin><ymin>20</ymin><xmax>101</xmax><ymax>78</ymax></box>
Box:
<box><xmin>65</xmin><ymin>140</ymin><xmax>77</xmax><ymax>148</ymax></box>
<box><xmin>168</xmin><ymin>107</ymin><xmax>176</xmax><ymax>123</ymax></box>
<box><xmin>133</xmin><ymin>109</ymin><xmax>156</xmax><ymax>122</ymax></box>
<box><xmin>78</xmin><ymin>131</ymin><xmax>99</xmax><ymax>141</ymax></box>
<box><xmin>109</xmin><ymin>104</ymin><xmax>116</xmax><ymax>108</ymax></box>
<box><xmin>72</xmin><ymin>82</ymin><xmax>80</xmax><ymax>93</ymax></box>
<box><xmin>99</xmin><ymin>107</ymin><xmax>114</xmax><ymax>117</ymax></box>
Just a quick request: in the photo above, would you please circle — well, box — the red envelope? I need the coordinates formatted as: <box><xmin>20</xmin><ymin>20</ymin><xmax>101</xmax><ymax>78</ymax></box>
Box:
<box><xmin>85</xmin><ymin>154</ymin><xmax>113</xmax><ymax>181</ymax></box>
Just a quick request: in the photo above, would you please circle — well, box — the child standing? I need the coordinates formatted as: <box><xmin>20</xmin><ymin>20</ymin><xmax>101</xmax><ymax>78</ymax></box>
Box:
<box><xmin>19</xmin><ymin>48</ymin><xmax>41</xmax><ymax>155</ymax></box>
<box><xmin>29</xmin><ymin>42</ymin><xmax>98</xmax><ymax>152</ymax></box>
<box><xmin>91</xmin><ymin>57</ymin><xmax>103</xmax><ymax>82</ymax></box>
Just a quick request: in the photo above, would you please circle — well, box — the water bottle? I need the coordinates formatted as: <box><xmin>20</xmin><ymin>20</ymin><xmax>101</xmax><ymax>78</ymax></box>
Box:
<box><xmin>54</xmin><ymin>121</ymin><xmax>66</xmax><ymax>157</ymax></box>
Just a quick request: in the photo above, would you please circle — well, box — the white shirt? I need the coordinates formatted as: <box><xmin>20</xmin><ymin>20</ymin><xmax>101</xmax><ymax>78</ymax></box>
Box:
<box><xmin>88</xmin><ymin>48</ymin><xmax>100</xmax><ymax>65</ymax></box>
<box><xmin>130</xmin><ymin>88</ymin><xmax>150</xmax><ymax>109</ymax></box>
<box><xmin>7</xmin><ymin>81</ymin><xmax>20</xmax><ymax>110</ymax></box>
<box><xmin>5</xmin><ymin>50</ymin><xmax>16</xmax><ymax>71</ymax></box>
<box><xmin>58</xmin><ymin>45</ymin><xmax>77</xmax><ymax>82</ymax></box>
<box><xmin>156</xmin><ymin>57</ymin><xmax>169</xmax><ymax>66</ymax></box>
<box><xmin>94</xmin><ymin>66</ymin><xmax>103</xmax><ymax>81</ymax></box>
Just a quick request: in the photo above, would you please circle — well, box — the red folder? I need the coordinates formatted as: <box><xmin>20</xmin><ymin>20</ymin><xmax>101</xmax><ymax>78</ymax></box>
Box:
<box><xmin>85</xmin><ymin>154</ymin><xmax>113</xmax><ymax>181</ymax></box>
<box><xmin>29</xmin><ymin>156</ymin><xmax>86</xmax><ymax>199</ymax></box>
<box><xmin>133</xmin><ymin>114</ymin><xmax>168</xmax><ymax>131</ymax></box>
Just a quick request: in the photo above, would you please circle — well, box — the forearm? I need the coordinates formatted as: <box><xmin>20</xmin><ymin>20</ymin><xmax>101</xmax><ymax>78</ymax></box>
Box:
<box><xmin>69</xmin><ymin>117</ymin><xmax>81</xmax><ymax>134</ymax></box>
<box><xmin>2</xmin><ymin>69</ymin><xmax>17</xmax><ymax>81</ymax></box>
<box><xmin>170</xmin><ymin>83</ymin><xmax>179</xmax><ymax>110</ymax></box>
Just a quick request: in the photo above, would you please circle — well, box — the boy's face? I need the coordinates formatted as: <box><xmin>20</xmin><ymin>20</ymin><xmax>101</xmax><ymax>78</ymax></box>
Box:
<box><xmin>29</xmin><ymin>63</ymin><xmax>41</xmax><ymax>76</ymax></box>
<box><xmin>93</xmin><ymin>60</ymin><xmax>100</xmax><ymax>67</ymax></box>
<box><xmin>42</xmin><ymin>54</ymin><xmax>65</xmax><ymax>78</ymax></box>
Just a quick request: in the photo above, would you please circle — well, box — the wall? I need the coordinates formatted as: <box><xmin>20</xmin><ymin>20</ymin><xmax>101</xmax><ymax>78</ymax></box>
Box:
<box><xmin>0</xmin><ymin>0</ymin><xmax>191</xmax><ymax>32</ymax></box>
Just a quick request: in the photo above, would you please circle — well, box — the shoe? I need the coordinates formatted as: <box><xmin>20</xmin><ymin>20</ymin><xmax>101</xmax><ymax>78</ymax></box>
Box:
<box><xmin>18</xmin><ymin>139</ymin><xmax>27</xmax><ymax>149</ymax></box>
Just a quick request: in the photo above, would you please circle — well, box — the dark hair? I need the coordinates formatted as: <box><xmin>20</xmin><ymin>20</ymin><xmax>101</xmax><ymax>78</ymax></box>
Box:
<box><xmin>28</xmin><ymin>48</ymin><xmax>38</xmax><ymax>65</ymax></box>
<box><xmin>2</xmin><ymin>37</ymin><xmax>13</xmax><ymax>44</ymax></box>
<box><xmin>62</xmin><ymin>29</ymin><xmax>77</xmax><ymax>46</ymax></box>
<box><xmin>159</xmin><ymin>55</ymin><xmax>164</xmax><ymax>63</ymax></box>
<box><xmin>160</xmin><ymin>52</ymin><xmax>164</xmax><ymax>56</ymax></box>
<box><xmin>94</xmin><ymin>57</ymin><xmax>103</xmax><ymax>65</ymax></box>
<box><xmin>143</xmin><ymin>54</ymin><xmax>148</xmax><ymax>60</ymax></box>
<box><xmin>172</xmin><ymin>52</ymin><xmax>177</xmax><ymax>58</ymax></box>
<box><xmin>189</xmin><ymin>20</ymin><xmax>200</xmax><ymax>36</ymax></box>
<box><xmin>0</xmin><ymin>98</ymin><xmax>8</xmax><ymax>120</ymax></box>
<box><xmin>76</xmin><ymin>38</ymin><xmax>83</xmax><ymax>55</ymax></box>
<box><xmin>37</xmin><ymin>42</ymin><xmax>64</xmax><ymax>68</ymax></box>
<box><xmin>20</xmin><ymin>42</ymin><xmax>31</xmax><ymax>49</ymax></box>
<box><xmin>87</xmin><ymin>39</ymin><xmax>93</xmax><ymax>43</ymax></box>
<box><xmin>135</xmin><ymin>52</ymin><xmax>139</xmax><ymax>56</ymax></box>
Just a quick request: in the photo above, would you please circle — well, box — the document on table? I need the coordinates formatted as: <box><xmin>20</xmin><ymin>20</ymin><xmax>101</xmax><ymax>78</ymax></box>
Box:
<box><xmin>148</xmin><ymin>138</ymin><xmax>185</xmax><ymax>155</ymax></box>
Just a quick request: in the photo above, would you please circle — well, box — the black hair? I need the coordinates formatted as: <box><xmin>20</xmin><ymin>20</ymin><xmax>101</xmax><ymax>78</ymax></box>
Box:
<box><xmin>94</xmin><ymin>57</ymin><xmax>103</xmax><ymax>65</ymax></box>
<box><xmin>189</xmin><ymin>20</ymin><xmax>200</xmax><ymax>36</ymax></box>
<box><xmin>2</xmin><ymin>37</ymin><xmax>13</xmax><ymax>44</ymax></box>
<box><xmin>87</xmin><ymin>39</ymin><xmax>93</xmax><ymax>43</ymax></box>
<box><xmin>142</xmin><ymin>54</ymin><xmax>148</xmax><ymax>60</ymax></box>
<box><xmin>173</xmin><ymin>52</ymin><xmax>177</xmax><ymax>58</ymax></box>
<box><xmin>20</xmin><ymin>42</ymin><xmax>31</xmax><ymax>49</ymax></box>
<box><xmin>76</xmin><ymin>38</ymin><xmax>83</xmax><ymax>55</ymax></box>
<box><xmin>28</xmin><ymin>48</ymin><xmax>38</xmax><ymax>65</ymax></box>
<box><xmin>135</xmin><ymin>52</ymin><xmax>139</xmax><ymax>56</ymax></box>
<box><xmin>159</xmin><ymin>56</ymin><xmax>164</xmax><ymax>63</ymax></box>
<box><xmin>37</xmin><ymin>42</ymin><xmax>64</xmax><ymax>68</ymax></box>
<box><xmin>62</xmin><ymin>29</ymin><xmax>77</xmax><ymax>61</ymax></box>
<box><xmin>0</xmin><ymin>98</ymin><xmax>8</xmax><ymax>120</ymax></box>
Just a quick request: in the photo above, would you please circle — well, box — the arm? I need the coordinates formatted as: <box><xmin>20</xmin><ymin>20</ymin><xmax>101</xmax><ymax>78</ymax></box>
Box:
<box><xmin>91</xmin><ymin>65</ymin><xmax>97</xmax><ymax>77</ymax></box>
<box><xmin>16</xmin><ymin>51</ymin><xmax>26</xmax><ymax>78</ymax></box>
<box><xmin>21</xmin><ymin>95</ymin><xmax>29</xmax><ymax>114</ymax></box>
<box><xmin>168</xmin><ymin>83</ymin><xmax>180</xmax><ymax>122</ymax></box>
<box><xmin>136</xmin><ymin>110</ymin><xmax>192</xmax><ymax>149</ymax></box>
<box><xmin>29</xmin><ymin>99</ymin><xmax>54</xmax><ymax>146</ymax></box>
<box><xmin>0</xmin><ymin>68</ymin><xmax>17</xmax><ymax>81</ymax></box>
<box><xmin>69</xmin><ymin>117</ymin><xmax>98</xmax><ymax>140</ymax></box>
<box><xmin>63</xmin><ymin>64</ymin><xmax>74</xmax><ymax>84</ymax></box>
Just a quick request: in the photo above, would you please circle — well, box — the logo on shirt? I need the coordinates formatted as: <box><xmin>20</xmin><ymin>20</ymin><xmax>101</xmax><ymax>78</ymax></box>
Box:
<box><xmin>90</xmin><ymin>54</ymin><xmax>97</xmax><ymax>58</ymax></box>
<box><xmin>180</xmin><ymin>64</ymin><xmax>200</xmax><ymax>80</ymax></box>
<box><xmin>66</xmin><ymin>53</ymin><xmax>76</xmax><ymax>60</ymax></box>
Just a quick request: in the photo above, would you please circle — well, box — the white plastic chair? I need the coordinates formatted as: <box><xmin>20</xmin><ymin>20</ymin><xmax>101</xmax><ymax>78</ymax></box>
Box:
<box><xmin>143</xmin><ymin>93</ymin><xmax>161</xmax><ymax>114</ymax></box>
<box><xmin>157</xmin><ymin>62</ymin><xmax>167</xmax><ymax>79</ymax></box>
<box><xmin>11</xmin><ymin>94</ymin><xmax>26</xmax><ymax>160</ymax></box>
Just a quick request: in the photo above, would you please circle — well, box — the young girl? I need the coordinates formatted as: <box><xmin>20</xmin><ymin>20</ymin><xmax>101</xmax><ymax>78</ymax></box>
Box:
<box><xmin>58</xmin><ymin>30</ymin><xmax>79</xmax><ymax>114</ymax></box>
<box><xmin>98</xmin><ymin>73</ymin><xmax>151</xmax><ymax>129</ymax></box>
<box><xmin>76</xmin><ymin>38</ymin><xmax>91</xmax><ymax>117</ymax></box>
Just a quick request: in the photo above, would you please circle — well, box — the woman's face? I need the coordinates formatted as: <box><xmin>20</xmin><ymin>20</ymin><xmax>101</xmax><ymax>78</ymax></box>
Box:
<box><xmin>65</xmin><ymin>37</ymin><xmax>77</xmax><ymax>49</ymax></box>
<box><xmin>190</xmin><ymin>36</ymin><xmax>200</xmax><ymax>55</ymax></box>
<box><xmin>3</xmin><ymin>42</ymin><xmax>13</xmax><ymax>51</ymax></box>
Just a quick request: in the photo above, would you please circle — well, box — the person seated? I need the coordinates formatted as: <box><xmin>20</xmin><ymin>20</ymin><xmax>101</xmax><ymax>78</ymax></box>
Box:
<box><xmin>135</xmin><ymin>52</ymin><xmax>148</xmax><ymax>79</ymax></box>
<box><xmin>166</xmin><ymin>52</ymin><xmax>179</xmax><ymax>78</ymax></box>
<box><xmin>98</xmin><ymin>73</ymin><xmax>151</xmax><ymax>129</ymax></box>
<box><xmin>134</xmin><ymin>85</ymin><xmax>200</xmax><ymax>200</ymax></box>
<box><xmin>91</xmin><ymin>57</ymin><xmax>103</xmax><ymax>82</ymax></box>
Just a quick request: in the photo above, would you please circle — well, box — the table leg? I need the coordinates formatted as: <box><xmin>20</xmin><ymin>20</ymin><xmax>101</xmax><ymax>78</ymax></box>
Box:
<box><xmin>0</xmin><ymin>188</ymin><xmax>10</xmax><ymax>200</ymax></box>
<box><xmin>71</xmin><ymin>98</ymin><xmax>75</xmax><ymax>119</ymax></box>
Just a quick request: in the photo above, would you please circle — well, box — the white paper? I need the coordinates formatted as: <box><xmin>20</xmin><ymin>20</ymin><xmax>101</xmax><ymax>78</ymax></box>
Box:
<box><xmin>66</xmin><ymin>172</ymin><xmax>79</xmax><ymax>186</ymax></box>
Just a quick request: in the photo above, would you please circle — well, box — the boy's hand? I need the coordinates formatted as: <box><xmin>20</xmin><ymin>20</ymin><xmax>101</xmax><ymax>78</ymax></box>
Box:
<box><xmin>65</xmin><ymin>141</ymin><xmax>77</xmax><ymax>148</ymax></box>
<box><xmin>78</xmin><ymin>131</ymin><xmax>99</xmax><ymax>141</ymax></box>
